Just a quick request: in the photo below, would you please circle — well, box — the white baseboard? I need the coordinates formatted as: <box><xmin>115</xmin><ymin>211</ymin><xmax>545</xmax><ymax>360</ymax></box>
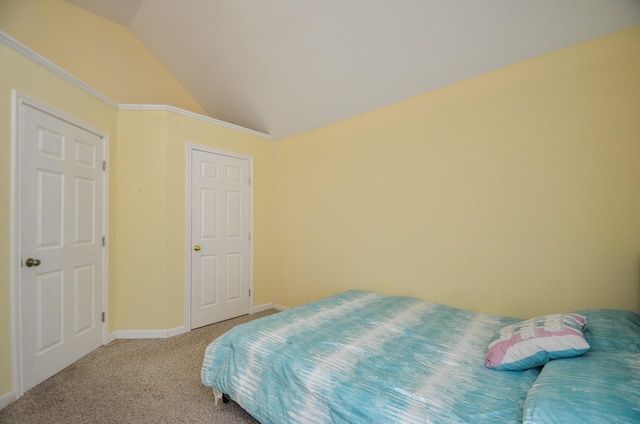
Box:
<box><xmin>0</xmin><ymin>390</ymin><xmax>16</xmax><ymax>410</ymax></box>
<box><xmin>105</xmin><ymin>305</ymin><xmax>282</xmax><ymax>343</ymax></box>
<box><xmin>167</xmin><ymin>326</ymin><xmax>187</xmax><ymax>338</ymax></box>
<box><xmin>253</xmin><ymin>302</ymin><xmax>274</xmax><ymax>313</ymax></box>
<box><xmin>110</xmin><ymin>326</ymin><xmax>187</xmax><ymax>340</ymax></box>
<box><xmin>274</xmin><ymin>303</ymin><xmax>290</xmax><ymax>311</ymax></box>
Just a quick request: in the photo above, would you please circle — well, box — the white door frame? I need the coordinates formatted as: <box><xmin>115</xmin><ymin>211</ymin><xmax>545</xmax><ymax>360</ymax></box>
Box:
<box><xmin>10</xmin><ymin>91</ymin><xmax>109</xmax><ymax>398</ymax></box>
<box><xmin>184</xmin><ymin>143</ymin><xmax>254</xmax><ymax>331</ymax></box>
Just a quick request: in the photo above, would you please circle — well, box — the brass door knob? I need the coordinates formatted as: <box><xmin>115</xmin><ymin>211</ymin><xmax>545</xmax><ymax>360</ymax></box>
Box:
<box><xmin>25</xmin><ymin>258</ymin><xmax>41</xmax><ymax>267</ymax></box>
<box><xmin>194</xmin><ymin>245</ymin><xmax>201</xmax><ymax>251</ymax></box>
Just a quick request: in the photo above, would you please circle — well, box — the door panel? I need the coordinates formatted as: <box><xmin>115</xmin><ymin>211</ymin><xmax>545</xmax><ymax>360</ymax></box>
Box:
<box><xmin>201</xmin><ymin>188</ymin><xmax>218</xmax><ymax>238</ymax></box>
<box><xmin>36</xmin><ymin>271</ymin><xmax>64</xmax><ymax>353</ymax></box>
<box><xmin>75</xmin><ymin>177</ymin><xmax>96</xmax><ymax>244</ymax></box>
<box><xmin>37</xmin><ymin>170</ymin><xmax>64</xmax><ymax>247</ymax></box>
<box><xmin>200</xmin><ymin>254</ymin><xmax>219</xmax><ymax>306</ymax></box>
<box><xmin>74</xmin><ymin>264</ymin><xmax>95</xmax><ymax>335</ymax></box>
<box><xmin>191</xmin><ymin>149</ymin><xmax>250</xmax><ymax>329</ymax></box>
<box><xmin>20</xmin><ymin>104</ymin><xmax>105</xmax><ymax>393</ymax></box>
<box><xmin>226</xmin><ymin>253</ymin><xmax>241</xmax><ymax>300</ymax></box>
<box><xmin>226</xmin><ymin>191</ymin><xmax>242</xmax><ymax>238</ymax></box>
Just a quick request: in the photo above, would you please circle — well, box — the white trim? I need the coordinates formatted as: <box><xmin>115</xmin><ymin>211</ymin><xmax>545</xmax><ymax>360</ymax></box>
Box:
<box><xmin>0</xmin><ymin>391</ymin><xmax>16</xmax><ymax>411</ymax></box>
<box><xmin>274</xmin><ymin>304</ymin><xmax>291</xmax><ymax>311</ymax></box>
<box><xmin>253</xmin><ymin>302</ymin><xmax>275</xmax><ymax>313</ymax></box>
<box><xmin>185</xmin><ymin>144</ymin><xmax>255</xmax><ymax>331</ymax></box>
<box><xmin>167</xmin><ymin>326</ymin><xmax>188</xmax><ymax>338</ymax></box>
<box><xmin>0</xmin><ymin>30</ymin><xmax>271</xmax><ymax>140</ymax></box>
<box><xmin>184</xmin><ymin>144</ymin><xmax>193</xmax><ymax>333</ymax></box>
<box><xmin>11</xmin><ymin>92</ymin><xmax>110</xmax><ymax>399</ymax></box>
<box><xmin>105</xmin><ymin>307</ymin><xmax>279</xmax><ymax>341</ymax></box>
<box><xmin>111</xmin><ymin>326</ymin><xmax>187</xmax><ymax>340</ymax></box>
<box><xmin>102</xmin><ymin>138</ymin><xmax>110</xmax><ymax>347</ymax></box>
<box><xmin>253</xmin><ymin>302</ymin><xmax>273</xmax><ymax>314</ymax></box>
<box><xmin>120</xmin><ymin>104</ymin><xmax>271</xmax><ymax>139</ymax></box>
<box><xmin>0</xmin><ymin>31</ymin><xmax>118</xmax><ymax>108</ymax></box>
<box><xmin>9</xmin><ymin>91</ymin><xmax>20</xmax><ymax>408</ymax></box>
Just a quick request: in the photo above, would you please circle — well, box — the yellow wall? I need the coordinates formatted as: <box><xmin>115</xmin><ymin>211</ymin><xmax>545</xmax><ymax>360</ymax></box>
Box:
<box><xmin>0</xmin><ymin>0</ymin><xmax>275</xmax><ymax>400</ymax></box>
<box><xmin>2</xmin><ymin>0</ymin><xmax>639</xmax><ymax>406</ymax></box>
<box><xmin>115</xmin><ymin>111</ymin><xmax>169</xmax><ymax>330</ymax></box>
<box><xmin>0</xmin><ymin>39</ymin><xmax>275</xmax><ymax>398</ymax></box>
<box><xmin>165</xmin><ymin>113</ymin><xmax>275</xmax><ymax>314</ymax></box>
<box><xmin>274</xmin><ymin>27</ymin><xmax>640</xmax><ymax>318</ymax></box>
<box><xmin>116</xmin><ymin>109</ymin><xmax>274</xmax><ymax>330</ymax></box>
<box><xmin>0</xmin><ymin>0</ymin><xmax>207</xmax><ymax>115</ymax></box>
<box><xmin>0</xmin><ymin>40</ymin><xmax>119</xmax><ymax>400</ymax></box>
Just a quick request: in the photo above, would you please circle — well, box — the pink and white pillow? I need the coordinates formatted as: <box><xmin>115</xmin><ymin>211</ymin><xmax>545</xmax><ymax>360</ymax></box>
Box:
<box><xmin>485</xmin><ymin>313</ymin><xmax>590</xmax><ymax>371</ymax></box>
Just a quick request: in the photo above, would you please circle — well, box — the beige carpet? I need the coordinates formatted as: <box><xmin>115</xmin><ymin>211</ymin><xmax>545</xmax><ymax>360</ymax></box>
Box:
<box><xmin>0</xmin><ymin>310</ymin><xmax>277</xmax><ymax>424</ymax></box>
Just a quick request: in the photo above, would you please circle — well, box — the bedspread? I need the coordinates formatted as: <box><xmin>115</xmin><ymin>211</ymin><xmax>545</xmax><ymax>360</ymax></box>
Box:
<box><xmin>202</xmin><ymin>291</ymin><xmax>541</xmax><ymax>423</ymax></box>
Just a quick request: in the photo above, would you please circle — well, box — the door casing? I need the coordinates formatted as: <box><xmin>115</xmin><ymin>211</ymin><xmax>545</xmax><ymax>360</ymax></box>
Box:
<box><xmin>10</xmin><ymin>91</ymin><xmax>109</xmax><ymax>398</ymax></box>
<box><xmin>184</xmin><ymin>143</ymin><xmax>254</xmax><ymax>330</ymax></box>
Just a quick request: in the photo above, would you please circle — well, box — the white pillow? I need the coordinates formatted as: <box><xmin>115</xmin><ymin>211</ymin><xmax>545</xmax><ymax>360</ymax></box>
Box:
<box><xmin>485</xmin><ymin>313</ymin><xmax>590</xmax><ymax>371</ymax></box>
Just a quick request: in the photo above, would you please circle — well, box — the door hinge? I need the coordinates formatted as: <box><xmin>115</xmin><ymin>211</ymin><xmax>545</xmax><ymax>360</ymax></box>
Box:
<box><xmin>102</xmin><ymin>236</ymin><xmax>106</xmax><ymax>247</ymax></box>
<box><xmin>248</xmin><ymin>233</ymin><xmax>251</xmax><ymax>241</ymax></box>
<box><xmin>103</xmin><ymin>161</ymin><xmax>106</xmax><ymax>171</ymax></box>
<box><xmin>101</xmin><ymin>312</ymin><xmax>105</xmax><ymax>323</ymax></box>
<box><xmin>249</xmin><ymin>289</ymin><xmax>251</xmax><ymax>297</ymax></box>
<box><xmin>248</xmin><ymin>176</ymin><xmax>251</xmax><ymax>186</ymax></box>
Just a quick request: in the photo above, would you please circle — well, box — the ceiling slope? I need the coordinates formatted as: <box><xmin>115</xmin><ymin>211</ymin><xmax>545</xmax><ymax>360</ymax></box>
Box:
<box><xmin>65</xmin><ymin>0</ymin><xmax>640</xmax><ymax>140</ymax></box>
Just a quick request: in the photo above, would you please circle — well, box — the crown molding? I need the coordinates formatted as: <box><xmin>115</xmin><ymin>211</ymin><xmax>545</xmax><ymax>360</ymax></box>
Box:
<box><xmin>119</xmin><ymin>104</ymin><xmax>271</xmax><ymax>139</ymax></box>
<box><xmin>0</xmin><ymin>30</ymin><xmax>271</xmax><ymax>140</ymax></box>
<box><xmin>0</xmin><ymin>30</ymin><xmax>118</xmax><ymax>108</ymax></box>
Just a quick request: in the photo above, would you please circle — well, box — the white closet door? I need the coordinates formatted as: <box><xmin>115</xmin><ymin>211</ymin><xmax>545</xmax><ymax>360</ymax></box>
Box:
<box><xmin>190</xmin><ymin>149</ymin><xmax>250</xmax><ymax>329</ymax></box>
<box><xmin>20</xmin><ymin>104</ymin><xmax>105</xmax><ymax>392</ymax></box>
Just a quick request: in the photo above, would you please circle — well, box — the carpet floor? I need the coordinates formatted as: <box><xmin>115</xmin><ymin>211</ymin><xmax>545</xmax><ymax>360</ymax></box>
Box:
<box><xmin>0</xmin><ymin>310</ymin><xmax>277</xmax><ymax>424</ymax></box>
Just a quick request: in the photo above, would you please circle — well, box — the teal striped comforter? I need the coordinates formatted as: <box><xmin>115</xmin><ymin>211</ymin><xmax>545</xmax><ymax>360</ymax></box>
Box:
<box><xmin>201</xmin><ymin>291</ymin><xmax>540</xmax><ymax>423</ymax></box>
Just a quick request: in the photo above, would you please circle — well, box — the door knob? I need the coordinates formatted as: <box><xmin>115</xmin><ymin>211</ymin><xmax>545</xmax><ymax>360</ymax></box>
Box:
<box><xmin>194</xmin><ymin>245</ymin><xmax>201</xmax><ymax>251</ymax></box>
<box><xmin>25</xmin><ymin>258</ymin><xmax>41</xmax><ymax>267</ymax></box>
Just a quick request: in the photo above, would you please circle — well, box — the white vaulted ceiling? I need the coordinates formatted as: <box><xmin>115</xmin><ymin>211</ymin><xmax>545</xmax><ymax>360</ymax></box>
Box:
<box><xmin>64</xmin><ymin>0</ymin><xmax>640</xmax><ymax>140</ymax></box>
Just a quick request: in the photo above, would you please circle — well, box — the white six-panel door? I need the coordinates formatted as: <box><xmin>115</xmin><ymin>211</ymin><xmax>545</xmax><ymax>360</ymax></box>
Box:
<box><xmin>19</xmin><ymin>102</ymin><xmax>105</xmax><ymax>393</ymax></box>
<box><xmin>190</xmin><ymin>148</ymin><xmax>251</xmax><ymax>329</ymax></box>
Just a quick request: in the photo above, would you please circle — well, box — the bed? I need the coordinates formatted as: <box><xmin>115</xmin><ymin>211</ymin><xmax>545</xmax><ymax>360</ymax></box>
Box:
<box><xmin>201</xmin><ymin>290</ymin><xmax>640</xmax><ymax>423</ymax></box>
